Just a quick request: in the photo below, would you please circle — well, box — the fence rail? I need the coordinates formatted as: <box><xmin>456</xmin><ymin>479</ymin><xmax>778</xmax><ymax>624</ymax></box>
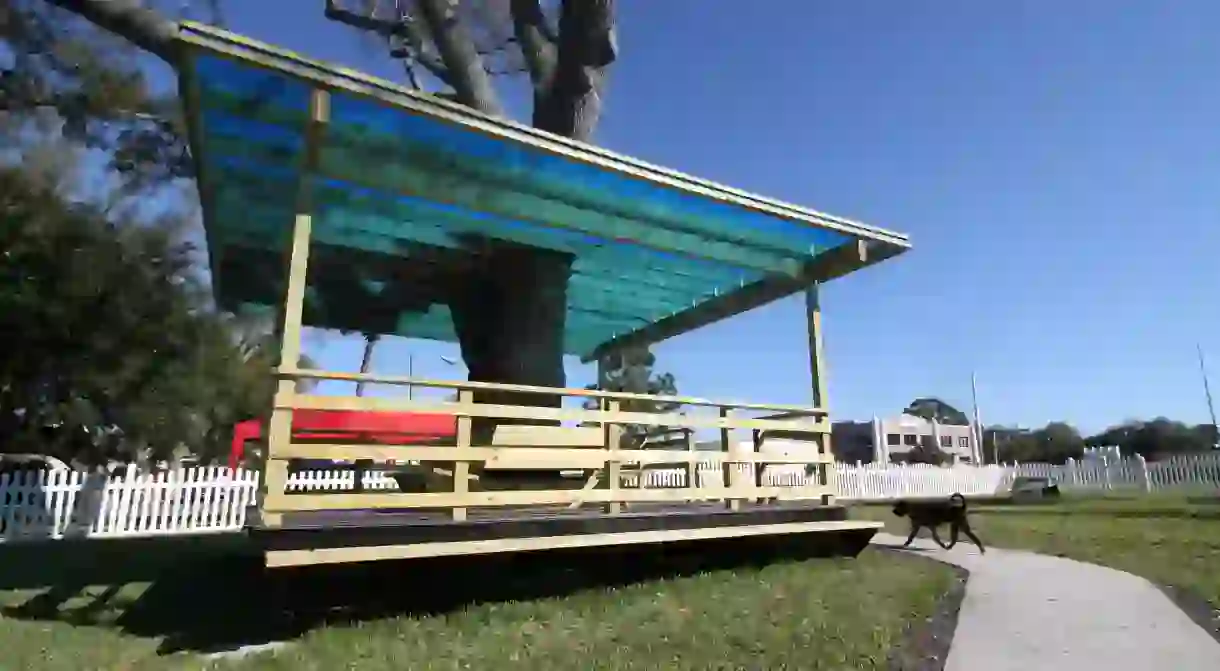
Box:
<box><xmin>3</xmin><ymin>452</ymin><xmax>1219</xmax><ymax>543</ymax></box>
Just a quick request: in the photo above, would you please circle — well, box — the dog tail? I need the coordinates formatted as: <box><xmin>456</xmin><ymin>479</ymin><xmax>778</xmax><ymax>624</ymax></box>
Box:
<box><xmin>949</xmin><ymin>492</ymin><xmax>966</xmax><ymax>509</ymax></box>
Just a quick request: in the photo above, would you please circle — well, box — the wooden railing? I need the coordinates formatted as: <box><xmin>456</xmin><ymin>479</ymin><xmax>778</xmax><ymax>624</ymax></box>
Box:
<box><xmin>258</xmin><ymin>368</ymin><xmax>835</xmax><ymax>523</ymax></box>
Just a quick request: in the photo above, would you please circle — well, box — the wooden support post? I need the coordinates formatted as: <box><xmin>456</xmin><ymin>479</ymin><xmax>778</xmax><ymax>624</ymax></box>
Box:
<box><xmin>261</xmin><ymin>88</ymin><xmax>329</xmax><ymax>527</ymax></box>
<box><xmin>685</xmin><ymin>428</ymin><xmax>698</xmax><ymax>492</ymax></box>
<box><xmin>805</xmin><ymin>284</ymin><xmax>835</xmax><ymax>505</ymax></box>
<box><xmin>721</xmin><ymin>407</ymin><xmax>740</xmax><ymax>510</ymax></box>
<box><xmin>451</xmin><ymin>389</ymin><xmax>473</xmax><ymax>522</ymax></box>
<box><xmin>596</xmin><ymin>355</ymin><xmax>610</xmax><ymax>412</ymax></box>
<box><xmin>752</xmin><ymin>429</ymin><xmax>769</xmax><ymax>503</ymax></box>
<box><xmin>605</xmin><ymin>399</ymin><xmax>623</xmax><ymax>514</ymax></box>
<box><xmin>261</xmin><ymin>459</ymin><xmax>289</xmax><ymax>527</ymax></box>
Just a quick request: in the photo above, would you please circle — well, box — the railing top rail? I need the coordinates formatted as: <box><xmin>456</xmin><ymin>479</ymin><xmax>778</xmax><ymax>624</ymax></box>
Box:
<box><xmin>278</xmin><ymin>367</ymin><xmax>827</xmax><ymax>416</ymax></box>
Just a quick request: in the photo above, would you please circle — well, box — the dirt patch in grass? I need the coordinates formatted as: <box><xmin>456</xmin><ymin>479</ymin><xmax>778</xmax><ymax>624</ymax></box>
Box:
<box><xmin>1</xmin><ymin>534</ymin><xmax>956</xmax><ymax>670</ymax></box>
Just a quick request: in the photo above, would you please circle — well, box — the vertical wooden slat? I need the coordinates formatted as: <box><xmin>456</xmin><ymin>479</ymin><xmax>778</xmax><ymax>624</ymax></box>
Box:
<box><xmin>263</xmin><ymin>460</ymin><xmax>289</xmax><ymax>526</ymax></box>
<box><xmin>606</xmin><ymin>399</ymin><xmax>623</xmax><ymax>513</ymax></box>
<box><xmin>452</xmin><ymin>389</ymin><xmax>473</xmax><ymax>522</ymax></box>
<box><xmin>720</xmin><ymin>407</ymin><xmax>741</xmax><ymax>510</ymax></box>
<box><xmin>685</xmin><ymin>428</ymin><xmax>698</xmax><ymax>492</ymax></box>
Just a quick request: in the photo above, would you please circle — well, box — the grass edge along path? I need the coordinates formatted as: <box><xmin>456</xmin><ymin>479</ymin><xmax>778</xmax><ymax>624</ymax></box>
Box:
<box><xmin>851</xmin><ymin>493</ymin><xmax>1220</xmax><ymax>614</ymax></box>
<box><xmin>1</xmin><ymin>536</ymin><xmax>959</xmax><ymax>671</ymax></box>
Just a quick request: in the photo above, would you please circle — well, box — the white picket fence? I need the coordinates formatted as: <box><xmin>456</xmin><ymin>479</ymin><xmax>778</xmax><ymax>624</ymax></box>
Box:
<box><xmin>1004</xmin><ymin>452</ymin><xmax>1220</xmax><ymax>492</ymax></box>
<box><xmin>0</xmin><ymin>467</ymin><xmax>260</xmax><ymax>543</ymax></box>
<box><xmin>3</xmin><ymin>452</ymin><xmax>1219</xmax><ymax>543</ymax></box>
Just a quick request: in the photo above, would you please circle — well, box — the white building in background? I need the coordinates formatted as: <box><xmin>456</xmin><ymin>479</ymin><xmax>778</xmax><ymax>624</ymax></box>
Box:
<box><xmin>831</xmin><ymin>414</ymin><xmax>983</xmax><ymax>464</ymax></box>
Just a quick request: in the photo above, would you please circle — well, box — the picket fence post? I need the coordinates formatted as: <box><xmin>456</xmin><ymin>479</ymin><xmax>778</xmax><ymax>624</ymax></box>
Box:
<box><xmin>1135</xmin><ymin>454</ymin><xmax>1151</xmax><ymax>492</ymax></box>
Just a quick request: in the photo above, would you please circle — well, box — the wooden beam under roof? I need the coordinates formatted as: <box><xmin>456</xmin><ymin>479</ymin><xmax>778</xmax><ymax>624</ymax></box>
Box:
<box><xmin>581</xmin><ymin>239</ymin><xmax>908</xmax><ymax>362</ymax></box>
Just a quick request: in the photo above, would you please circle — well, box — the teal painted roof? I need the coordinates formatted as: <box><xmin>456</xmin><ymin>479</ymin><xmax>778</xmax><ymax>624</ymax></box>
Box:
<box><xmin>178</xmin><ymin>24</ymin><xmax>909</xmax><ymax>358</ymax></box>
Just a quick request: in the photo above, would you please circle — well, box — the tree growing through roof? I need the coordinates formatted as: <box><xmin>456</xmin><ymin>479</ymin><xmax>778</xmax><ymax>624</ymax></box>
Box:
<box><xmin>46</xmin><ymin>0</ymin><xmax>621</xmax><ymax>427</ymax></box>
<box><xmin>323</xmin><ymin>0</ymin><xmax>618</xmax><ymax>426</ymax></box>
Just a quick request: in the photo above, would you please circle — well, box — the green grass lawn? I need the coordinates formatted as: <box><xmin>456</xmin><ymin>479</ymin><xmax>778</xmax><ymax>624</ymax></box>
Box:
<box><xmin>0</xmin><ymin>535</ymin><xmax>957</xmax><ymax>671</ymax></box>
<box><xmin>852</xmin><ymin>493</ymin><xmax>1220</xmax><ymax>606</ymax></box>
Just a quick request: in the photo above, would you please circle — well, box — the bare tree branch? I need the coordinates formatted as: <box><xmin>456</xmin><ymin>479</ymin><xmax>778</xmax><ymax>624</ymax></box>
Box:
<box><xmin>204</xmin><ymin>0</ymin><xmax>227</xmax><ymax>27</ymax></box>
<box><xmin>324</xmin><ymin>0</ymin><xmax>411</xmax><ymax>36</ymax></box>
<box><xmin>328</xmin><ymin>1</ymin><xmax>457</xmax><ymax>93</ymax></box>
<box><xmin>509</xmin><ymin>0</ymin><xmax>557</xmax><ymax>89</ymax></box>
<box><xmin>393</xmin><ymin>19</ymin><xmax>454</xmax><ymax>86</ymax></box>
<box><xmin>401</xmin><ymin>59</ymin><xmax>422</xmax><ymax>90</ymax></box>
<box><xmin>412</xmin><ymin>0</ymin><xmax>502</xmax><ymax>115</ymax></box>
<box><xmin>43</xmin><ymin>0</ymin><xmax>181</xmax><ymax>65</ymax></box>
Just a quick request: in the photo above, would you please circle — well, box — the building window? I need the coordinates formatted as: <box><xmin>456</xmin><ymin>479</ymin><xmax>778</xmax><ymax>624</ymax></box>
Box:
<box><xmin>940</xmin><ymin>435</ymin><xmax>952</xmax><ymax>448</ymax></box>
<box><xmin>903</xmin><ymin>434</ymin><xmax>918</xmax><ymax>446</ymax></box>
<box><xmin>958</xmin><ymin>436</ymin><xmax>970</xmax><ymax>448</ymax></box>
<box><xmin>886</xmin><ymin>433</ymin><xmax>900</xmax><ymax>446</ymax></box>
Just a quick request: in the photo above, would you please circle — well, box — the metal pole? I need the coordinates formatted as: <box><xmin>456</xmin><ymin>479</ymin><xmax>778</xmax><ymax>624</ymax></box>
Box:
<box><xmin>356</xmin><ymin>334</ymin><xmax>377</xmax><ymax>397</ymax></box>
<box><xmin>1198</xmin><ymin>344</ymin><xmax>1218</xmax><ymax>449</ymax></box>
<box><xmin>970</xmin><ymin>371</ymin><xmax>986</xmax><ymax>463</ymax></box>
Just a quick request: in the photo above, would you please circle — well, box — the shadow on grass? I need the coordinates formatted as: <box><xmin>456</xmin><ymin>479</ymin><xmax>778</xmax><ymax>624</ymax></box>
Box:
<box><xmin>2</xmin><ymin>528</ymin><xmax>875</xmax><ymax>657</ymax></box>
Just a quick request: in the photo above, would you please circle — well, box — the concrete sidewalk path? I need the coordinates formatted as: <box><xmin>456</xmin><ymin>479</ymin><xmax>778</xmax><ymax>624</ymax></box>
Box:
<box><xmin>872</xmin><ymin>533</ymin><xmax>1220</xmax><ymax>671</ymax></box>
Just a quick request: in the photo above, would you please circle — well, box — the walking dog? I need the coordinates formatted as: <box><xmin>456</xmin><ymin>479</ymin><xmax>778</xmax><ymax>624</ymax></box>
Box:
<box><xmin>892</xmin><ymin>492</ymin><xmax>986</xmax><ymax>553</ymax></box>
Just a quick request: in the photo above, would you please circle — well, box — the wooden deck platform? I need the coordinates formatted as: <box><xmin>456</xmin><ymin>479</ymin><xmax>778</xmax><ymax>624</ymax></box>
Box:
<box><xmin>247</xmin><ymin>501</ymin><xmax>880</xmax><ymax>567</ymax></box>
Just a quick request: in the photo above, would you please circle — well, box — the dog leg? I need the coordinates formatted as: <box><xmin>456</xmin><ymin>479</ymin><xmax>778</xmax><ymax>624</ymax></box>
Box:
<box><xmin>902</xmin><ymin>524</ymin><xmax>919</xmax><ymax>547</ymax></box>
<box><xmin>959</xmin><ymin>521</ymin><xmax>986</xmax><ymax>554</ymax></box>
<box><xmin>929</xmin><ymin>525</ymin><xmax>952</xmax><ymax>549</ymax></box>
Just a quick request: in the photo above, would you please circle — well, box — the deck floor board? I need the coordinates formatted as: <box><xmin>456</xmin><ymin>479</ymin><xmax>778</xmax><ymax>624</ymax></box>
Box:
<box><xmin>249</xmin><ymin>500</ymin><xmax>859</xmax><ymax>553</ymax></box>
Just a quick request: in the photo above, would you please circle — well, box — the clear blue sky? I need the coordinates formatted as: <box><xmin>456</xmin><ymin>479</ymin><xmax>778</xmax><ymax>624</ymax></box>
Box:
<box><xmin>192</xmin><ymin>0</ymin><xmax>1220</xmax><ymax>434</ymax></box>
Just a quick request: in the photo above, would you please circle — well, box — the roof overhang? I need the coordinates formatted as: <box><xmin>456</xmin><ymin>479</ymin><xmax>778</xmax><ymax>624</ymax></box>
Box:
<box><xmin>174</xmin><ymin>21</ymin><xmax>911</xmax><ymax>360</ymax></box>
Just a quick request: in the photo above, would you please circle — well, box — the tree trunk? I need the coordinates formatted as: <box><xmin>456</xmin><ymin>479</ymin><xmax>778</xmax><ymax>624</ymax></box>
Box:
<box><xmin>449</xmin><ymin>244</ymin><xmax>574</xmax><ymax>441</ymax></box>
<box><xmin>442</xmin><ymin>0</ymin><xmax>616</xmax><ymax>436</ymax></box>
<box><xmin>532</xmin><ymin>0</ymin><xmax>616</xmax><ymax>142</ymax></box>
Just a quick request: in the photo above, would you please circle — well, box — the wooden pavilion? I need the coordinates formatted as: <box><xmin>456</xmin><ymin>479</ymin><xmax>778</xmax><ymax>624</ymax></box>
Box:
<box><xmin>174</xmin><ymin>22</ymin><xmax>912</xmax><ymax>568</ymax></box>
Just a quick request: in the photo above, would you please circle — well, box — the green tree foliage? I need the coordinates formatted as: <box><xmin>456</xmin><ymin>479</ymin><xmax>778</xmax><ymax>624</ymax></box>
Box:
<box><xmin>2</xmin><ymin>1</ymin><xmax>194</xmax><ymax>192</ymax></box>
<box><xmin>0</xmin><ymin>163</ymin><xmax>288</xmax><ymax>465</ymax></box>
<box><xmin>1001</xmin><ymin>422</ymin><xmax>1083</xmax><ymax>464</ymax></box>
<box><xmin>1085</xmin><ymin>418</ymin><xmax>1216</xmax><ymax>459</ymax></box>
<box><xmin>983</xmin><ymin>418</ymin><xmax>1215</xmax><ymax>464</ymax></box>
<box><xmin>583</xmin><ymin>348</ymin><xmax>678</xmax><ymax>448</ymax></box>
<box><xmin>0</xmin><ymin>2</ymin><xmax>299</xmax><ymax>466</ymax></box>
<box><xmin>902</xmin><ymin>397</ymin><xmax>970</xmax><ymax>426</ymax></box>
